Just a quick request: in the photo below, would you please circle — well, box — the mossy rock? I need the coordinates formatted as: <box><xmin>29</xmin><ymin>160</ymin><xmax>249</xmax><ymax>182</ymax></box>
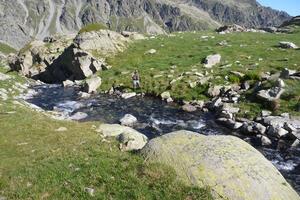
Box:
<box><xmin>141</xmin><ymin>130</ymin><xmax>300</xmax><ymax>200</ymax></box>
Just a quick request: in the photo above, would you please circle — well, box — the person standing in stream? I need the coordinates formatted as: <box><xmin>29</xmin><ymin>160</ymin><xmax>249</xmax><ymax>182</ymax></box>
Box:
<box><xmin>132</xmin><ymin>70</ymin><xmax>141</xmax><ymax>90</ymax></box>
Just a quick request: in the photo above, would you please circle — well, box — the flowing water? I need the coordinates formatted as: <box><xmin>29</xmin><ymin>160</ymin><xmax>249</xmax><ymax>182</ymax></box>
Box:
<box><xmin>26</xmin><ymin>84</ymin><xmax>300</xmax><ymax>194</ymax></box>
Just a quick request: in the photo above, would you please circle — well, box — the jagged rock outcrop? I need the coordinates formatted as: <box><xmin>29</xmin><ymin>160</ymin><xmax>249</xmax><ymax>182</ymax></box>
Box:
<box><xmin>0</xmin><ymin>0</ymin><xmax>290</xmax><ymax>49</ymax></box>
<box><xmin>8</xmin><ymin>30</ymin><xmax>132</xmax><ymax>83</ymax></box>
<box><xmin>281</xmin><ymin>16</ymin><xmax>300</xmax><ymax>27</ymax></box>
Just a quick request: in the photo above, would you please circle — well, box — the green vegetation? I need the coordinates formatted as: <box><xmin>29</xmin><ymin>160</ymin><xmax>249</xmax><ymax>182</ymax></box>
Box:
<box><xmin>99</xmin><ymin>31</ymin><xmax>300</xmax><ymax>116</ymax></box>
<box><xmin>0</xmin><ymin>42</ymin><xmax>16</xmax><ymax>55</ymax></box>
<box><xmin>1</xmin><ymin>28</ymin><xmax>300</xmax><ymax>198</ymax></box>
<box><xmin>78</xmin><ymin>23</ymin><xmax>108</xmax><ymax>34</ymax></box>
<box><xmin>0</xmin><ymin>68</ymin><xmax>212</xmax><ymax>199</ymax></box>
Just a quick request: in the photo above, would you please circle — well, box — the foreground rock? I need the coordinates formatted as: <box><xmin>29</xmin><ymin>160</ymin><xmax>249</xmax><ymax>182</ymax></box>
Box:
<box><xmin>96</xmin><ymin>124</ymin><xmax>148</xmax><ymax>151</ymax></box>
<box><xmin>141</xmin><ymin>130</ymin><xmax>300</xmax><ymax>200</ymax></box>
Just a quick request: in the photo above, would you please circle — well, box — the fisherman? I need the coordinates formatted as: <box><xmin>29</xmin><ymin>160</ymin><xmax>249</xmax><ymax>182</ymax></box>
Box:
<box><xmin>132</xmin><ymin>70</ymin><xmax>140</xmax><ymax>89</ymax></box>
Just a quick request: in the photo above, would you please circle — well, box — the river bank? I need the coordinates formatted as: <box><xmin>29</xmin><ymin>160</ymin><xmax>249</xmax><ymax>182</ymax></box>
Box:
<box><xmin>21</xmin><ymin>83</ymin><xmax>300</xmax><ymax>194</ymax></box>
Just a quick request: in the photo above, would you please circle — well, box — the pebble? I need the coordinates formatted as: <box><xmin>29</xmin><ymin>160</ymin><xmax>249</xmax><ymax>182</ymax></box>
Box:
<box><xmin>84</xmin><ymin>187</ymin><xmax>95</xmax><ymax>196</ymax></box>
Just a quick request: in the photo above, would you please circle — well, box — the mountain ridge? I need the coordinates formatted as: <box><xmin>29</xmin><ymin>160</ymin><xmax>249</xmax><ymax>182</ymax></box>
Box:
<box><xmin>0</xmin><ymin>0</ymin><xmax>291</xmax><ymax>49</ymax></box>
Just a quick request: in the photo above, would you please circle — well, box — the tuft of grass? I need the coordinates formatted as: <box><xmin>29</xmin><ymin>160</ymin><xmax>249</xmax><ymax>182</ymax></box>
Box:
<box><xmin>78</xmin><ymin>23</ymin><xmax>108</xmax><ymax>34</ymax></box>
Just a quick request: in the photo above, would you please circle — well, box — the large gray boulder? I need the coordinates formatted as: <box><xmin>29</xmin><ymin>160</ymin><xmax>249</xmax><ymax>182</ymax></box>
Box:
<box><xmin>141</xmin><ymin>130</ymin><xmax>300</xmax><ymax>200</ymax></box>
<box><xmin>7</xmin><ymin>32</ymin><xmax>123</xmax><ymax>83</ymax></box>
<box><xmin>61</xmin><ymin>47</ymin><xmax>105</xmax><ymax>79</ymax></box>
<box><xmin>96</xmin><ymin>124</ymin><xmax>148</xmax><ymax>151</ymax></box>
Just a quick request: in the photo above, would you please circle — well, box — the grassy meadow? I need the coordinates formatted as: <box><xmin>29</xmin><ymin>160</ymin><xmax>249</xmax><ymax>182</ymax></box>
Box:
<box><xmin>100</xmin><ymin>31</ymin><xmax>300</xmax><ymax>118</ymax></box>
<box><xmin>0</xmin><ymin>68</ymin><xmax>212</xmax><ymax>199</ymax></box>
<box><xmin>1</xmin><ymin>26</ymin><xmax>300</xmax><ymax>199</ymax></box>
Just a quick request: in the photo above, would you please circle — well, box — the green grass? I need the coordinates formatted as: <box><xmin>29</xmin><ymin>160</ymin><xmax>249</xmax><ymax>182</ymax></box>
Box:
<box><xmin>78</xmin><ymin>23</ymin><xmax>108</xmax><ymax>34</ymax></box>
<box><xmin>0</xmin><ymin>42</ymin><xmax>16</xmax><ymax>55</ymax></box>
<box><xmin>0</xmin><ymin>69</ymin><xmax>212</xmax><ymax>199</ymax></box>
<box><xmin>99</xmin><ymin>31</ymin><xmax>300</xmax><ymax>116</ymax></box>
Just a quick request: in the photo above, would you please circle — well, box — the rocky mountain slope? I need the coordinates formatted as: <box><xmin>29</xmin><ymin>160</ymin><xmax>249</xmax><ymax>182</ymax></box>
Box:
<box><xmin>0</xmin><ymin>0</ymin><xmax>290</xmax><ymax>49</ymax></box>
<box><xmin>281</xmin><ymin>16</ymin><xmax>300</xmax><ymax>28</ymax></box>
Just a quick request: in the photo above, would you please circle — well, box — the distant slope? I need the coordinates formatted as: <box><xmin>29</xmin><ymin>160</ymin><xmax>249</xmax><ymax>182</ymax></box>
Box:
<box><xmin>281</xmin><ymin>16</ymin><xmax>300</xmax><ymax>27</ymax></box>
<box><xmin>190</xmin><ymin>0</ymin><xmax>291</xmax><ymax>27</ymax></box>
<box><xmin>0</xmin><ymin>0</ymin><xmax>290</xmax><ymax>49</ymax></box>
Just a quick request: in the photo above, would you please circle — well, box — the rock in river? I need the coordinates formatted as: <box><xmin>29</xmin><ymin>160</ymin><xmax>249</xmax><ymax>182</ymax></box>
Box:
<box><xmin>182</xmin><ymin>104</ymin><xmax>197</xmax><ymax>112</ymax></box>
<box><xmin>141</xmin><ymin>130</ymin><xmax>300</xmax><ymax>200</ymax></box>
<box><xmin>120</xmin><ymin>114</ymin><xmax>138</xmax><ymax>127</ymax></box>
<box><xmin>121</xmin><ymin>92</ymin><xmax>136</xmax><ymax>99</ymax></box>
